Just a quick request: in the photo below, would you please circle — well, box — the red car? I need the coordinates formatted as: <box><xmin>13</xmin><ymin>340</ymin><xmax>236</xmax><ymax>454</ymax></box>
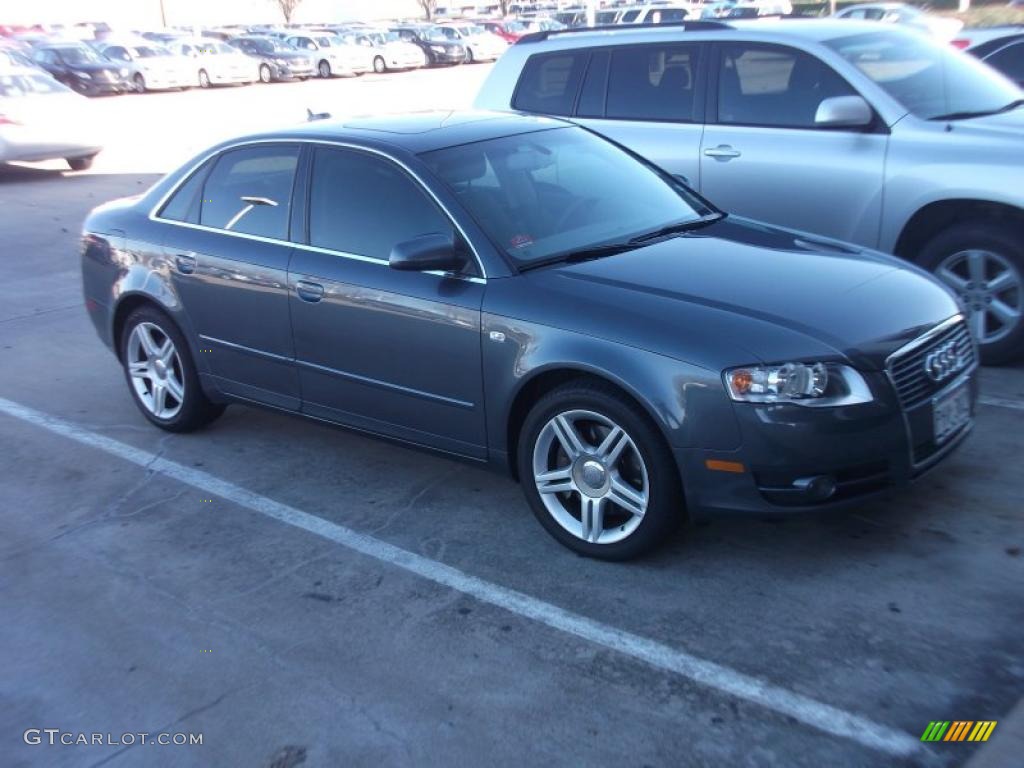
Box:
<box><xmin>480</xmin><ymin>20</ymin><xmax>528</xmax><ymax>43</ymax></box>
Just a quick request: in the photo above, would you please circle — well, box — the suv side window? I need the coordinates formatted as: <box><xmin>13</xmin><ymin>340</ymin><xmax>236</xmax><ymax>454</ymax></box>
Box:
<box><xmin>308</xmin><ymin>147</ymin><xmax>454</xmax><ymax>262</ymax></box>
<box><xmin>605</xmin><ymin>43</ymin><xmax>703</xmax><ymax>121</ymax></box>
<box><xmin>199</xmin><ymin>145</ymin><xmax>299</xmax><ymax>239</ymax></box>
<box><xmin>717</xmin><ymin>43</ymin><xmax>856</xmax><ymax>129</ymax></box>
<box><xmin>513</xmin><ymin>52</ymin><xmax>588</xmax><ymax>115</ymax></box>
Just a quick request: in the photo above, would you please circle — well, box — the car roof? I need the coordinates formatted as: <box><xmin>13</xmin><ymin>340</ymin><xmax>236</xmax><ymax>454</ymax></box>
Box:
<box><xmin>237</xmin><ymin>110</ymin><xmax>571</xmax><ymax>154</ymax></box>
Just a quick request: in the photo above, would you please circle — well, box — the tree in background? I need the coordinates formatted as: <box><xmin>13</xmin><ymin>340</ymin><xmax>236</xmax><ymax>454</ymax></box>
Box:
<box><xmin>498</xmin><ymin>0</ymin><xmax>512</xmax><ymax>16</ymax></box>
<box><xmin>418</xmin><ymin>0</ymin><xmax>438</xmax><ymax>20</ymax></box>
<box><xmin>274</xmin><ymin>0</ymin><xmax>303</xmax><ymax>24</ymax></box>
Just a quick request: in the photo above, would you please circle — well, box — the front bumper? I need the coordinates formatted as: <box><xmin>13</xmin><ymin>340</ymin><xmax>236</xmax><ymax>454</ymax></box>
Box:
<box><xmin>680</xmin><ymin>367</ymin><xmax>980</xmax><ymax>517</ymax></box>
<box><xmin>272</xmin><ymin>62</ymin><xmax>315</xmax><ymax>79</ymax></box>
<box><xmin>427</xmin><ymin>49</ymin><xmax>464</xmax><ymax>65</ymax></box>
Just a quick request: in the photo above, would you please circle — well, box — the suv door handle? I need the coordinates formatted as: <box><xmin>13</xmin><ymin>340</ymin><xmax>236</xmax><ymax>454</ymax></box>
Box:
<box><xmin>704</xmin><ymin>145</ymin><xmax>742</xmax><ymax>160</ymax></box>
<box><xmin>296</xmin><ymin>280</ymin><xmax>324</xmax><ymax>303</ymax></box>
<box><xmin>175</xmin><ymin>253</ymin><xmax>197</xmax><ymax>274</ymax></box>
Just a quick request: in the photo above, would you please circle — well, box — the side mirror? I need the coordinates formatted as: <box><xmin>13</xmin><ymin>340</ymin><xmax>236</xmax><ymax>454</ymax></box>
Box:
<box><xmin>389</xmin><ymin>233</ymin><xmax>465</xmax><ymax>273</ymax></box>
<box><xmin>814</xmin><ymin>95</ymin><xmax>873</xmax><ymax>128</ymax></box>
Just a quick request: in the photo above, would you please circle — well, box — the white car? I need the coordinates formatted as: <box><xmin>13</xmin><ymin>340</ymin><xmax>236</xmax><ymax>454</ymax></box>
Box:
<box><xmin>0</xmin><ymin>68</ymin><xmax>102</xmax><ymax>170</ymax></box>
<box><xmin>436</xmin><ymin>22</ymin><xmax>509</xmax><ymax>63</ymax></box>
<box><xmin>346</xmin><ymin>29</ymin><xmax>426</xmax><ymax>73</ymax></box>
<box><xmin>172</xmin><ymin>38</ymin><xmax>257</xmax><ymax>87</ymax></box>
<box><xmin>94</xmin><ymin>41</ymin><xmax>196</xmax><ymax>92</ymax></box>
<box><xmin>833</xmin><ymin>3</ymin><xmax>963</xmax><ymax>41</ymax></box>
<box><xmin>286</xmin><ymin>33</ymin><xmax>373</xmax><ymax>78</ymax></box>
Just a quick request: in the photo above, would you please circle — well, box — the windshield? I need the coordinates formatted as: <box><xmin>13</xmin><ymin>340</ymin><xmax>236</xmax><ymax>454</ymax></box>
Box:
<box><xmin>422</xmin><ymin>128</ymin><xmax>712</xmax><ymax>267</ymax></box>
<box><xmin>424</xmin><ymin>28</ymin><xmax>450</xmax><ymax>42</ymax></box>
<box><xmin>134</xmin><ymin>45</ymin><xmax>170</xmax><ymax>58</ymax></box>
<box><xmin>825</xmin><ymin>30</ymin><xmax>1022</xmax><ymax>120</ymax></box>
<box><xmin>57</xmin><ymin>47</ymin><xmax>103</xmax><ymax>65</ymax></box>
<box><xmin>251</xmin><ymin>38</ymin><xmax>293</xmax><ymax>54</ymax></box>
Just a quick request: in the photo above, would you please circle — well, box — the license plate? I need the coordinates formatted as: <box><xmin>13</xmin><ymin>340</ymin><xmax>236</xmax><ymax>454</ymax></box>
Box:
<box><xmin>933</xmin><ymin>382</ymin><xmax>971</xmax><ymax>445</ymax></box>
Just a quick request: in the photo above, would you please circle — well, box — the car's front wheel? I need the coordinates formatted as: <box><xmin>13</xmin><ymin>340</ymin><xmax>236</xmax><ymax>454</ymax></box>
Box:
<box><xmin>133</xmin><ymin>73</ymin><xmax>146</xmax><ymax>92</ymax></box>
<box><xmin>373</xmin><ymin>55</ymin><xmax>386</xmax><ymax>73</ymax></box>
<box><xmin>517</xmin><ymin>381</ymin><xmax>682</xmax><ymax>559</ymax></box>
<box><xmin>259</xmin><ymin>64</ymin><xmax>272</xmax><ymax>83</ymax></box>
<box><xmin>198</xmin><ymin>69</ymin><xmax>210</xmax><ymax>88</ymax></box>
<box><xmin>318</xmin><ymin>59</ymin><xmax>331</xmax><ymax>78</ymax></box>
<box><xmin>921</xmin><ymin>222</ymin><xmax>1024</xmax><ymax>364</ymax></box>
<box><xmin>120</xmin><ymin>307</ymin><xmax>225</xmax><ymax>432</ymax></box>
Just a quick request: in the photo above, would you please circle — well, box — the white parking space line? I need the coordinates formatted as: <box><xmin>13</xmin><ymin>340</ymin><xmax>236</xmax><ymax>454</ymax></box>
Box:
<box><xmin>0</xmin><ymin>396</ymin><xmax>922</xmax><ymax>758</ymax></box>
<box><xmin>979</xmin><ymin>395</ymin><xmax>1024</xmax><ymax>412</ymax></box>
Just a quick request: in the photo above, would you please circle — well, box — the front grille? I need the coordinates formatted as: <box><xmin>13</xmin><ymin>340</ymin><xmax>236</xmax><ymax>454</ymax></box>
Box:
<box><xmin>887</xmin><ymin>319</ymin><xmax>974</xmax><ymax>410</ymax></box>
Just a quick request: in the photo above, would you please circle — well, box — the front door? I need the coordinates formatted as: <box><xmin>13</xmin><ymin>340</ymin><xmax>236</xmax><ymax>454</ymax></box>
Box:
<box><xmin>288</xmin><ymin>146</ymin><xmax>487</xmax><ymax>459</ymax></box>
<box><xmin>699</xmin><ymin>42</ymin><xmax>888</xmax><ymax>248</ymax></box>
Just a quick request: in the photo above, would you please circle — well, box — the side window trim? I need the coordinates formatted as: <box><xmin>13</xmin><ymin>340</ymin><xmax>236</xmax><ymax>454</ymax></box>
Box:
<box><xmin>156</xmin><ymin>157</ymin><xmax>215</xmax><ymax>224</ymax></box>
<box><xmin>707</xmin><ymin>40</ymin><xmax>881</xmax><ymax>133</ymax></box>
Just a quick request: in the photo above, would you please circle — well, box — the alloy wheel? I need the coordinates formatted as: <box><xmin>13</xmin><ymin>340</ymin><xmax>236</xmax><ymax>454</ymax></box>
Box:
<box><xmin>936</xmin><ymin>249</ymin><xmax>1022</xmax><ymax>344</ymax></box>
<box><xmin>532</xmin><ymin>409</ymin><xmax>649</xmax><ymax>545</ymax></box>
<box><xmin>373</xmin><ymin>56</ymin><xmax>386</xmax><ymax>74</ymax></box>
<box><xmin>126</xmin><ymin>322</ymin><xmax>185</xmax><ymax>420</ymax></box>
<box><xmin>198</xmin><ymin>69</ymin><xmax>210</xmax><ymax>88</ymax></box>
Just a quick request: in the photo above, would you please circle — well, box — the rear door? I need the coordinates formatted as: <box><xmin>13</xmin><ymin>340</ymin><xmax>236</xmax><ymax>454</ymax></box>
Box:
<box><xmin>699</xmin><ymin>42</ymin><xmax>888</xmax><ymax>247</ymax></box>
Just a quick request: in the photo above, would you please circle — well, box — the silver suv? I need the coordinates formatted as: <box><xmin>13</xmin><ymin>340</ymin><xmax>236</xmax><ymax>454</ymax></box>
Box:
<box><xmin>476</xmin><ymin>20</ymin><xmax>1024</xmax><ymax>363</ymax></box>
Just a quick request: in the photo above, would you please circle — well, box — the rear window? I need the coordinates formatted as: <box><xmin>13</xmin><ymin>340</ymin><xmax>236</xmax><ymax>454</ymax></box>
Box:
<box><xmin>513</xmin><ymin>52</ymin><xmax>588</xmax><ymax>115</ymax></box>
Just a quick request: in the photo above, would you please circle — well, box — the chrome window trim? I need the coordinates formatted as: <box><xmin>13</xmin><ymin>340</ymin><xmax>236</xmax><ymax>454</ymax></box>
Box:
<box><xmin>147</xmin><ymin>137</ymin><xmax>489</xmax><ymax>283</ymax></box>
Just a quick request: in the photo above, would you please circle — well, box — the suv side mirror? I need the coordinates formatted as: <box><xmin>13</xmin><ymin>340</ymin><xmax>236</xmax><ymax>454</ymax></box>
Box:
<box><xmin>389</xmin><ymin>233</ymin><xmax>466</xmax><ymax>273</ymax></box>
<box><xmin>814</xmin><ymin>95</ymin><xmax>873</xmax><ymax>128</ymax></box>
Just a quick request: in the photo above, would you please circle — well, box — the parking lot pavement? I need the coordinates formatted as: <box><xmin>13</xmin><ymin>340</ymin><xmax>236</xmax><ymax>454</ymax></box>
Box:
<box><xmin>2</xmin><ymin>70</ymin><xmax>1023</xmax><ymax>767</ymax></box>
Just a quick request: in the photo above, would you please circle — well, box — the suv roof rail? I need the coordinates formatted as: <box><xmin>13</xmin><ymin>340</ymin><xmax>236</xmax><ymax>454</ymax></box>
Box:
<box><xmin>517</xmin><ymin>20</ymin><xmax>732</xmax><ymax>44</ymax></box>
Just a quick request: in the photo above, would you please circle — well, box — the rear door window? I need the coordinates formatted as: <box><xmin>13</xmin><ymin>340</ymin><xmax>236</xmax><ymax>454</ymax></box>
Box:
<box><xmin>198</xmin><ymin>145</ymin><xmax>300</xmax><ymax>240</ymax></box>
<box><xmin>605</xmin><ymin>43</ymin><xmax>703</xmax><ymax>121</ymax></box>
<box><xmin>513</xmin><ymin>52</ymin><xmax>588</xmax><ymax>115</ymax></box>
<box><xmin>987</xmin><ymin>41</ymin><xmax>1024</xmax><ymax>84</ymax></box>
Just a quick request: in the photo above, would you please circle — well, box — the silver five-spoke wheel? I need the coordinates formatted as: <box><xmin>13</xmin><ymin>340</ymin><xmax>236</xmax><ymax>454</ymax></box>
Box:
<box><xmin>936</xmin><ymin>249</ymin><xmax>1022</xmax><ymax>345</ymax></box>
<box><xmin>127</xmin><ymin>322</ymin><xmax>185</xmax><ymax>420</ymax></box>
<box><xmin>532</xmin><ymin>409</ymin><xmax>648</xmax><ymax>545</ymax></box>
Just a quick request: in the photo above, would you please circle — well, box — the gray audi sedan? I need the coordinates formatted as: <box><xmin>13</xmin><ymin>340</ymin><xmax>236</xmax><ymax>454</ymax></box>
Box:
<box><xmin>81</xmin><ymin>111</ymin><xmax>978</xmax><ymax>559</ymax></box>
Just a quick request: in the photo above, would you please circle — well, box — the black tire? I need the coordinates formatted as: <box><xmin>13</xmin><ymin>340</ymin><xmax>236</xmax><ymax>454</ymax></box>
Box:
<box><xmin>373</xmin><ymin>55</ymin><xmax>386</xmax><ymax>74</ymax></box>
<box><xmin>198</xmin><ymin>69</ymin><xmax>210</xmax><ymax>88</ymax></box>
<box><xmin>917</xmin><ymin>221</ymin><xmax>1024</xmax><ymax>365</ymax></box>
<box><xmin>119</xmin><ymin>306</ymin><xmax>225</xmax><ymax>432</ymax></box>
<box><xmin>516</xmin><ymin>380</ymin><xmax>683</xmax><ymax>560</ymax></box>
<box><xmin>133</xmin><ymin>73</ymin><xmax>146</xmax><ymax>92</ymax></box>
<box><xmin>259</xmin><ymin>64</ymin><xmax>272</xmax><ymax>83</ymax></box>
<box><xmin>465</xmin><ymin>48</ymin><xmax>474</xmax><ymax>64</ymax></box>
<box><xmin>67</xmin><ymin>154</ymin><xmax>95</xmax><ymax>171</ymax></box>
<box><xmin>318</xmin><ymin>59</ymin><xmax>331</xmax><ymax>78</ymax></box>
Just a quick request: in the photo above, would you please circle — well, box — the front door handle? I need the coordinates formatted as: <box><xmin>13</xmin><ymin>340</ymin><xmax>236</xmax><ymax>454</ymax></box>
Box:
<box><xmin>175</xmin><ymin>253</ymin><xmax>197</xmax><ymax>274</ymax></box>
<box><xmin>296</xmin><ymin>280</ymin><xmax>324</xmax><ymax>303</ymax></box>
<box><xmin>703</xmin><ymin>145</ymin><xmax>742</xmax><ymax>160</ymax></box>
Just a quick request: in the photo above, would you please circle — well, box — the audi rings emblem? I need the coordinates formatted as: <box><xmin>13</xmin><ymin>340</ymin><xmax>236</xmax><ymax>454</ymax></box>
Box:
<box><xmin>924</xmin><ymin>340</ymin><xmax>967</xmax><ymax>383</ymax></box>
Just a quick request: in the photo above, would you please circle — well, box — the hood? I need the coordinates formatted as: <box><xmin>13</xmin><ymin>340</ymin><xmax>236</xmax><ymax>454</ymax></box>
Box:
<box><xmin>947</xmin><ymin>106</ymin><xmax>1024</xmax><ymax>139</ymax></box>
<box><xmin>64</xmin><ymin>61</ymin><xmax>124</xmax><ymax>75</ymax></box>
<box><xmin>520</xmin><ymin>217</ymin><xmax>960</xmax><ymax>370</ymax></box>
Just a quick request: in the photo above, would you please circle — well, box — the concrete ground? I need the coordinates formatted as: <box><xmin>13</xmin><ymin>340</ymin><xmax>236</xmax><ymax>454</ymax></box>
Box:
<box><xmin>1</xmin><ymin>64</ymin><xmax>1022</xmax><ymax>768</ymax></box>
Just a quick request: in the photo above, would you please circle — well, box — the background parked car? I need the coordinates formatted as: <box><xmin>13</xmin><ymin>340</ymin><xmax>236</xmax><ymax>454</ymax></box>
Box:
<box><xmin>171</xmin><ymin>38</ymin><xmax>257</xmax><ymax>88</ymax></box>
<box><xmin>392</xmin><ymin>25</ymin><xmax>465</xmax><ymax>67</ymax></box>
<box><xmin>481</xmin><ymin>19</ymin><xmax>529</xmax><ymax>43</ymax></box>
<box><xmin>229</xmin><ymin>36</ymin><xmax>316</xmax><ymax>82</ymax></box>
<box><xmin>285</xmin><ymin>33</ymin><xmax>372</xmax><ymax>78</ymax></box>
<box><xmin>339</xmin><ymin>28</ymin><xmax>425</xmax><ymax>73</ymax></box>
<box><xmin>971</xmin><ymin>37</ymin><xmax>1024</xmax><ymax>87</ymax></box>
<box><xmin>436</xmin><ymin>21</ymin><xmax>509</xmax><ymax>63</ymax></box>
<box><xmin>94</xmin><ymin>40</ymin><xmax>196</xmax><ymax>92</ymax></box>
<box><xmin>477</xmin><ymin>21</ymin><xmax>1024</xmax><ymax>363</ymax></box>
<box><xmin>614</xmin><ymin>5</ymin><xmax>695</xmax><ymax>24</ymax></box>
<box><xmin>954</xmin><ymin>25</ymin><xmax>1024</xmax><ymax>86</ymax></box>
<box><xmin>31</xmin><ymin>43</ymin><xmax>133</xmax><ymax>96</ymax></box>
<box><xmin>0</xmin><ymin>67</ymin><xmax>101</xmax><ymax>170</ymax></box>
<box><xmin>833</xmin><ymin>3</ymin><xmax>963</xmax><ymax>41</ymax></box>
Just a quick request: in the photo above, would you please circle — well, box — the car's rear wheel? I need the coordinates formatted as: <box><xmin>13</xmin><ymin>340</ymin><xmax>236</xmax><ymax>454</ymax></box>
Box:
<box><xmin>120</xmin><ymin>307</ymin><xmax>225</xmax><ymax>432</ymax></box>
<box><xmin>517</xmin><ymin>381</ymin><xmax>682</xmax><ymax>560</ymax></box>
<box><xmin>920</xmin><ymin>222</ymin><xmax>1024</xmax><ymax>364</ymax></box>
<box><xmin>318</xmin><ymin>59</ymin><xmax>331</xmax><ymax>78</ymax></box>
<box><xmin>198</xmin><ymin>69</ymin><xmax>210</xmax><ymax>88</ymax></box>
<box><xmin>259</xmin><ymin>64</ymin><xmax>272</xmax><ymax>83</ymax></box>
<box><xmin>373</xmin><ymin>55</ymin><xmax>386</xmax><ymax>73</ymax></box>
<box><xmin>66</xmin><ymin>154</ymin><xmax>95</xmax><ymax>171</ymax></box>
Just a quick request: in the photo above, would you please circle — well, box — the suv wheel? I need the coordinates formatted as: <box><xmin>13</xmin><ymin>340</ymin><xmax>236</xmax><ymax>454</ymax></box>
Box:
<box><xmin>120</xmin><ymin>307</ymin><xmax>225</xmax><ymax>432</ymax></box>
<box><xmin>517</xmin><ymin>381</ymin><xmax>682</xmax><ymax>560</ymax></box>
<box><xmin>920</xmin><ymin>222</ymin><xmax>1024</xmax><ymax>364</ymax></box>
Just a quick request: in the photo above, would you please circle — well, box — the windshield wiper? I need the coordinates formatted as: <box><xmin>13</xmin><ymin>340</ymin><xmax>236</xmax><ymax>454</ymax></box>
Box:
<box><xmin>930</xmin><ymin>99</ymin><xmax>1024</xmax><ymax>121</ymax></box>
<box><xmin>517</xmin><ymin>241</ymin><xmax>642</xmax><ymax>273</ymax></box>
<box><xmin>628</xmin><ymin>212</ymin><xmax>726</xmax><ymax>245</ymax></box>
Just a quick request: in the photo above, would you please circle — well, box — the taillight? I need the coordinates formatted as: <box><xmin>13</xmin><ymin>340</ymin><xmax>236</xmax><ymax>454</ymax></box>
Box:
<box><xmin>0</xmin><ymin>114</ymin><xmax>22</xmax><ymax>126</ymax></box>
<box><xmin>951</xmin><ymin>39</ymin><xmax>970</xmax><ymax>50</ymax></box>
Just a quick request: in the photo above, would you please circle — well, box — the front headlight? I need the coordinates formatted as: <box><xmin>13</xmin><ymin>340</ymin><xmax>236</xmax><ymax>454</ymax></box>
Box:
<box><xmin>120</xmin><ymin>67</ymin><xmax>130</xmax><ymax>77</ymax></box>
<box><xmin>76</xmin><ymin>71</ymin><xmax>93</xmax><ymax>80</ymax></box>
<box><xmin>430</xmin><ymin>45</ymin><xmax>446</xmax><ymax>53</ymax></box>
<box><xmin>724</xmin><ymin>362</ymin><xmax>872</xmax><ymax>407</ymax></box>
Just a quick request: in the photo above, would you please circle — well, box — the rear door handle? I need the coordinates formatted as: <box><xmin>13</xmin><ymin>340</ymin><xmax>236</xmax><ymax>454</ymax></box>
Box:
<box><xmin>703</xmin><ymin>145</ymin><xmax>742</xmax><ymax>160</ymax></box>
<box><xmin>175</xmin><ymin>253</ymin><xmax>197</xmax><ymax>274</ymax></box>
<box><xmin>296</xmin><ymin>280</ymin><xmax>324</xmax><ymax>303</ymax></box>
